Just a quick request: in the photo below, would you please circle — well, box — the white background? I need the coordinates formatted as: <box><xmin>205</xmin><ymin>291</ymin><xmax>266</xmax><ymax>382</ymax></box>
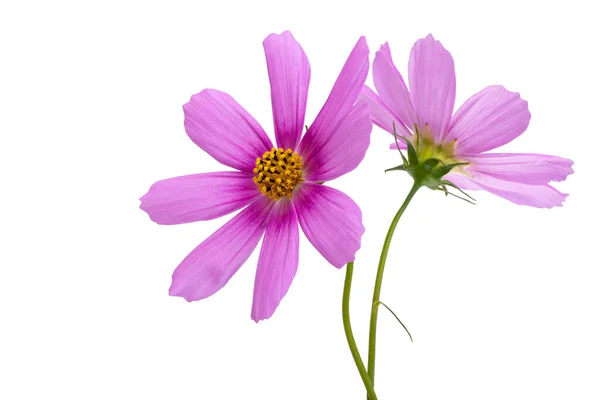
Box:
<box><xmin>1</xmin><ymin>0</ymin><xmax>598</xmax><ymax>399</ymax></box>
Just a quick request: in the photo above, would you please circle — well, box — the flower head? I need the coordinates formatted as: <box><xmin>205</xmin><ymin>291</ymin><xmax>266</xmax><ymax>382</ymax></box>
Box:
<box><xmin>140</xmin><ymin>32</ymin><xmax>371</xmax><ymax>321</ymax></box>
<box><xmin>361</xmin><ymin>34</ymin><xmax>573</xmax><ymax>208</ymax></box>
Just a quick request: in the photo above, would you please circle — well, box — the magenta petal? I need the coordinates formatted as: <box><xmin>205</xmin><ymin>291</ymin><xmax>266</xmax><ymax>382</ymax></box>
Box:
<box><xmin>140</xmin><ymin>172</ymin><xmax>259</xmax><ymax>224</ymax></box>
<box><xmin>473</xmin><ymin>173</ymin><xmax>568</xmax><ymax>208</ymax></box>
<box><xmin>447</xmin><ymin>171</ymin><xmax>568</xmax><ymax>208</ymax></box>
<box><xmin>445</xmin><ymin>172</ymin><xmax>482</xmax><ymax>191</ymax></box>
<box><xmin>463</xmin><ymin>153</ymin><xmax>574</xmax><ymax>185</ymax></box>
<box><xmin>359</xmin><ymin>85</ymin><xmax>411</xmax><ymax>137</ymax></box>
<box><xmin>251</xmin><ymin>200</ymin><xmax>299</xmax><ymax>322</ymax></box>
<box><xmin>301</xmin><ymin>100</ymin><xmax>372</xmax><ymax>182</ymax></box>
<box><xmin>295</xmin><ymin>183</ymin><xmax>364</xmax><ymax>268</ymax></box>
<box><xmin>169</xmin><ymin>197</ymin><xmax>273</xmax><ymax>301</ymax></box>
<box><xmin>408</xmin><ymin>34</ymin><xmax>456</xmax><ymax>140</ymax></box>
<box><xmin>183</xmin><ymin>89</ymin><xmax>273</xmax><ymax>173</ymax></box>
<box><xmin>298</xmin><ymin>36</ymin><xmax>369</xmax><ymax>162</ymax></box>
<box><xmin>389</xmin><ymin>141</ymin><xmax>408</xmax><ymax>150</ymax></box>
<box><xmin>263</xmin><ymin>31</ymin><xmax>311</xmax><ymax>150</ymax></box>
<box><xmin>373</xmin><ymin>43</ymin><xmax>417</xmax><ymax>132</ymax></box>
<box><xmin>448</xmin><ymin>85</ymin><xmax>531</xmax><ymax>154</ymax></box>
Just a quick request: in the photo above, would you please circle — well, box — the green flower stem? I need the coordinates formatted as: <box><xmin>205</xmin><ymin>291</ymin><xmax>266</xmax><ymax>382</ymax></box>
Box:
<box><xmin>367</xmin><ymin>180</ymin><xmax>421</xmax><ymax>390</ymax></box>
<box><xmin>342</xmin><ymin>262</ymin><xmax>378</xmax><ymax>400</ymax></box>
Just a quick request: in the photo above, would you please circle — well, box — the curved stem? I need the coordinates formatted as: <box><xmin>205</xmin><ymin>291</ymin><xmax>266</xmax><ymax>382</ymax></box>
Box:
<box><xmin>342</xmin><ymin>262</ymin><xmax>378</xmax><ymax>400</ymax></box>
<box><xmin>367</xmin><ymin>180</ymin><xmax>421</xmax><ymax>390</ymax></box>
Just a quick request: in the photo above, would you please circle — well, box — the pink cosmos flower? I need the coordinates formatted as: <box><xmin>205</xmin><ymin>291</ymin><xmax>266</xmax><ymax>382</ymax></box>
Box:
<box><xmin>360</xmin><ymin>34</ymin><xmax>573</xmax><ymax>208</ymax></box>
<box><xmin>140</xmin><ymin>32</ymin><xmax>371</xmax><ymax>321</ymax></box>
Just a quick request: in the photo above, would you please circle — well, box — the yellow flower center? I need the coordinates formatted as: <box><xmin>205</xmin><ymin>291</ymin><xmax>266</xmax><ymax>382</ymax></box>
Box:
<box><xmin>253</xmin><ymin>147</ymin><xmax>304</xmax><ymax>200</ymax></box>
<box><xmin>411</xmin><ymin>124</ymin><xmax>469</xmax><ymax>174</ymax></box>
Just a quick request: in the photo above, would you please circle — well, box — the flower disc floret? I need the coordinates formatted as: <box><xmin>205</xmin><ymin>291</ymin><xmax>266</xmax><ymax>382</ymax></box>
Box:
<box><xmin>412</xmin><ymin>124</ymin><xmax>460</xmax><ymax>166</ymax></box>
<box><xmin>253</xmin><ymin>147</ymin><xmax>304</xmax><ymax>200</ymax></box>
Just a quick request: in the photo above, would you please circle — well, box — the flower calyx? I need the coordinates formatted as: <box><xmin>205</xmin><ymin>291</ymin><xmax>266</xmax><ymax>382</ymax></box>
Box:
<box><xmin>386</xmin><ymin>124</ymin><xmax>476</xmax><ymax>205</ymax></box>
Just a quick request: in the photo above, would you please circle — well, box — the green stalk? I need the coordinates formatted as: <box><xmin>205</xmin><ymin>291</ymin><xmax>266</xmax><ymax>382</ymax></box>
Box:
<box><xmin>342</xmin><ymin>262</ymin><xmax>378</xmax><ymax>400</ymax></box>
<box><xmin>367</xmin><ymin>180</ymin><xmax>421</xmax><ymax>391</ymax></box>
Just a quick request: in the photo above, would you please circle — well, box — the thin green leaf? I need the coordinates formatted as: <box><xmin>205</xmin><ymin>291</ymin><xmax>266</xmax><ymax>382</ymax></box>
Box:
<box><xmin>376</xmin><ymin>300</ymin><xmax>413</xmax><ymax>342</ymax></box>
<box><xmin>402</xmin><ymin>137</ymin><xmax>419</xmax><ymax>166</ymax></box>
<box><xmin>414</xmin><ymin>124</ymin><xmax>421</xmax><ymax>153</ymax></box>
<box><xmin>440</xmin><ymin>180</ymin><xmax>477</xmax><ymax>202</ymax></box>
<box><xmin>392</xmin><ymin>121</ymin><xmax>417</xmax><ymax>166</ymax></box>
<box><xmin>385</xmin><ymin>165</ymin><xmax>406</xmax><ymax>173</ymax></box>
<box><xmin>440</xmin><ymin>184</ymin><xmax>449</xmax><ymax>196</ymax></box>
<box><xmin>444</xmin><ymin>189</ymin><xmax>476</xmax><ymax>205</ymax></box>
<box><xmin>391</xmin><ymin>122</ymin><xmax>409</xmax><ymax>167</ymax></box>
<box><xmin>391</xmin><ymin>123</ymin><xmax>409</xmax><ymax>168</ymax></box>
<box><xmin>431</xmin><ymin>162</ymin><xmax>470</xmax><ymax>180</ymax></box>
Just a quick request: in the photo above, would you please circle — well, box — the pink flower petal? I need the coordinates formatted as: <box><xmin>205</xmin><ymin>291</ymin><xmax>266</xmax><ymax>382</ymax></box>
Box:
<box><xmin>463</xmin><ymin>153</ymin><xmax>574</xmax><ymax>184</ymax></box>
<box><xmin>169</xmin><ymin>197</ymin><xmax>274</xmax><ymax>301</ymax></box>
<box><xmin>263</xmin><ymin>31</ymin><xmax>311</xmax><ymax>150</ymax></box>
<box><xmin>445</xmin><ymin>172</ymin><xmax>481</xmax><ymax>190</ymax></box>
<box><xmin>251</xmin><ymin>200</ymin><xmax>299</xmax><ymax>322</ymax></box>
<box><xmin>294</xmin><ymin>183</ymin><xmax>364</xmax><ymax>268</ymax></box>
<box><xmin>372</xmin><ymin>43</ymin><xmax>417</xmax><ymax>133</ymax></box>
<box><xmin>447</xmin><ymin>171</ymin><xmax>568</xmax><ymax>208</ymax></box>
<box><xmin>448</xmin><ymin>85</ymin><xmax>531</xmax><ymax>154</ymax></box>
<box><xmin>389</xmin><ymin>141</ymin><xmax>408</xmax><ymax>150</ymax></box>
<box><xmin>408</xmin><ymin>34</ymin><xmax>456</xmax><ymax>141</ymax></box>
<box><xmin>140</xmin><ymin>172</ymin><xmax>260</xmax><ymax>225</ymax></box>
<box><xmin>301</xmin><ymin>101</ymin><xmax>372</xmax><ymax>182</ymax></box>
<box><xmin>183</xmin><ymin>89</ymin><xmax>273</xmax><ymax>173</ymax></box>
<box><xmin>298</xmin><ymin>36</ymin><xmax>369</xmax><ymax>164</ymax></box>
<box><xmin>359</xmin><ymin>85</ymin><xmax>412</xmax><ymax>137</ymax></box>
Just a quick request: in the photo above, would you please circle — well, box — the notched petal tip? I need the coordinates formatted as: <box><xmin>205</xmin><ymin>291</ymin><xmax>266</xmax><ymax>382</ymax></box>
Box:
<box><xmin>167</xmin><ymin>198</ymin><xmax>272</xmax><ymax>303</ymax></box>
<box><xmin>463</xmin><ymin>171</ymin><xmax>571</xmax><ymax>208</ymax></box>
<box><xmin>183</xmin><ymin>89</ymin><xmax>272</xmax><ymax>172</ymax></box>
<box><xmin>139</xmin><ymin>190</ymin><xmax>157</xmax><ymax>222</ymax></box>
<box><xmin>375</xmin><ymin>43</ymin><xmax>391</xmax><ymax>64</ymax></box>
<box><xmin>168</xmin><ymin>285</ymin><xmax>194</xmax><ymax>302</ymax></box>
<box><xmin>139</xmin><ymin>202</ymin><xmax>154</xmax><ymax>224</ymax></box>
<box><xmin>413</xmin><ymin>33</ymin><xmax>447</xmax><ymax>55</ymax></box>
<box><xmin>139</xmin><ymin>182</ymin><xmax>170</xmax><ymax>224</ymax></box>
<box><xmin>549</xmin><ymin>187</ymin><xmax>570</xmax><ymax>208</ymax></box>
<box><xmin>355</xmin><ymin>35</ymin><xmax>369</xmax><ymax>51</ymax></box>
<box><xmin>251</xmin><ymin>315</ymin><xmax>265</xmax><ymax>323</ymax></box>
<box><xmin>263</xmin><ymin>30</ymin><xmax>294</xmax><ymax>45</ymax></box>
<box><xmin>449</xmin><ymin>85</ymin><xmax>531</xmax><ymax>154</ymax></box>
<box><xmin>295</xmin><ymin>184</ymin><xmax>364</xmax><ymax>268</ymax></box>
<box><xmin>409</xmin><ymin>32</ymin><xmax>456</xmax><ymax>141</ymax></box>
<box><xmin>372</xmin><ymin>40</ymin><xmax>418</xmax><ymax>136</ymax></box>
<box><xmin>139</xmin><ymin>172</ymin><xmax>260</xmax><ymax>225</ymax></box>
<box><xmin>184</xmin><ymin>88</ymin><xmax>221</xmax><ymax>107</ymax></box>
<box><xmin>327</xmin><ymin>223</ymin><xmax>365</xmax><ymax>269</ymax></box>
<box><xmin>263</xmin><ymin>29</ymin><xmax>310</xmax><ymax>150</ymax></box>
<box><xmin>347</xmin><ymin>36</ymin><xmax>370</xmax><ymax>68</ymax></box>
<box><xmin>250</xmin><ymin>202</ymin><xmax>299</xmax><ymax>322</ymax></box>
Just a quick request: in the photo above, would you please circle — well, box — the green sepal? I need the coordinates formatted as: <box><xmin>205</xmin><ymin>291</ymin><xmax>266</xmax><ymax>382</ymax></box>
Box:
<box><xmin>387</xmin><ymin>121</ymin><xmax>475</xmax><ymax>206</ymax></box>
<box><xmin>422</xmin><ymin>158</ymin><xmax>442</xmax><ymax>172</ymax></box>
<box><xmin>431</xmin><ymin>162</ymin><xmax>470</xmax><ymax>180</ymax></box>
<box><xmin>398</xmin><ymin>136</ymin><xmax>419</xmax><ymax>166</ymax></box>
<box><xmin>397</xmin><ymin>148</ymin><xmax>409</xmax><ymax>167</ymax></box>
<box><xmin>384</xmin><ymin>165</ymin><xmax>407</xmax><ymax>173</ymax></box>
<box><xmin>391</xmin><ymin>122</ymin><xmax>409</xmax><ymax>168</ymax></box>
